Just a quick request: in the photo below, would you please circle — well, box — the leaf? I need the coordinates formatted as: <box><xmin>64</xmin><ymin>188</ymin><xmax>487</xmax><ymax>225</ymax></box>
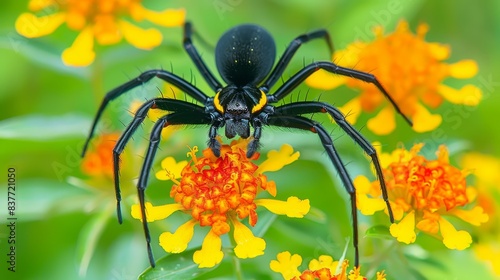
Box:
<box><xmin>138</xmin><ymin>248</ymin><xmax>218</xmax><ymax>280</ymax></box>
<box><xmin>364</xmin><ymin>224</ymin><xmax>393</xmax><ymax>239</ymax></box>
<box><xmin>0</xmin><ymin>113</ymin><xmax>91</xmax><ymax>140</ymax></box>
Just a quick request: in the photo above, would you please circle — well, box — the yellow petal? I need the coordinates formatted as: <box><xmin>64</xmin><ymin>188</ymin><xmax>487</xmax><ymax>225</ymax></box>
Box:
<box><xmin>412</xmin><ymin>103</ymin><xmax>442</xmax><ymax>132</ymax></box>
<box><xmin>448</xmin><ymin>59</ymin><xmax>478</xmax><ymax>79</ymax></box>
<box><xmin>155</xmin><ymin>157</ymin><xmax>188</xmax><ymax>180</ymax></box>
<box><xmin>367</xmin><ymin>106</ymin><xmax>396</xmax><ymax>135</ymax></box>
<box><xmin>339</xmin><ymin>97</ymin><xmax>362</xmax><ymax>125</ymax></box>
<box><xmin>28</xmin><ymin>0</ymin><xmax>56</xmax><ymax>11</ymax></box>
<box><xmin>427</xmin><ymin>42</ymin><xmax>450</xmax><ymax>60</ymax></box>
<box><xmin>439</xmin><ymin>217</ymin><xmax>472</xmax><ymax>250</ymax></box>
<box><xmin>256</xmin><ymin>196</ymin><xmax>310</xmax><ymax>218</ymax></box>
<box><xmin>193</xmin><ymin>230</ymin><xmax>224</xmax><ymax>268</ymax></box>
<box><xmin>15</xmin><ymin>12</ymin><xmax>65</xmax><ymax>38</ymax></box>
<box><xmin>438</xmin><ymin>84</ymin><xmax>482</xmax><ymax>106</ymax></box>
<box><xmin>389</xmin><ymin>211</ymin><xmax>416</xmax><ymax>244</ymax></box>
<box><xmin>61</xmin><ymin>27</ymin><xmax>95</xmax><ymax>67</ymax></box>
<box><xmin>450</xmin><ymin>206</ymin><xmax>489</xmax><ymax>226</ymax></box>
<box><xmin>143</xmin><ymin>8</ymin><xmax>186</xmax><ymax>27</ymax></box>
<box><xmin>270</xmin><ymin>251</ymin><xmax>302</xmax><ymax>280</ymax></box>
<box><xmin>131</xmin><ymin>202</ymin><xmax>183</xmax><ymax>222</ymax></box>
<box><xmin>159</xmin><ymin>219</ymin><xmax>196</xmax><ymax>253</ymax></box>
<box><xmin>474</xmin><ymin>243</ymin><xmax>500</xmax><ymax>276</ymax></box>
<box><xmin>305</xmin><ymin>70</ymin><xmax>347</xmax><ymax>90</ymax></box>
<box><xmin>256</xmin><ymin>144</ymin><xmax>299</xmax><ymax>174</ymax></box>
<box><xmin>119</xmin><ymin>20</ymin><xmax>162</xmax><ymax>50</ymax></box>
<box><xmin>308</xmin><ymin>255</ymin><xmax>338</xmax><ymax>272</ymax></box>
<box><xmin>232</xmin><ymin>218</ymin><xmax>266</xmax><ymax>259</ymax></box>
<box><xmin>461</xmin><ymin>152</ymin><xmax>500</xmax><ymax>185</ymax></box>
<box><xmin>354</xmin><ymin>176</ymin><xmax>386</xmax><ymax>216</ymax></box>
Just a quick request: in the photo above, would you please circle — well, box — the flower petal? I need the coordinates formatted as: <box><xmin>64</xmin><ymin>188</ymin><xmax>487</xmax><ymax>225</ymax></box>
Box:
<box><xmin>232</xmin><ymin>218</ymin><xmax>266</xmax><ymax>259</ymax></box>
<box><xmin>308</xmin><ymin>255</ymin><xmax>338</xmax><ymax>272</ymax></box>
<box><xmin>61</xmin><ymin>27</ymin><xmax>95</xmax><ymax>67</ymax></box>
<box><xmin>159</xmin><ymin>219</ymin><xmax>196</xmax><ymax>253</ymax></box>
<box><xmin>305</xmin><ymin>70</ymin><xmax>347</xmax><ymax>90</ymax></box>
<box><xmin>142</xmin><ymin>8</ymin><xmax>186</xmax><ymax>27</ymax></box>
<box><xmin>119</xmin><ymin>20</ymin><xmax>162</xmax><ymax>50</ymax></box>
<box><xmin>367</xmin><ymin>106</ymin><xmax>396</xmax><ymax>135</ymax></box>
<box><xmin>389</xmin><ymin>211</ymin><xmax>416</xmax><ymax>244</ymax></box>
<box><xmin>270</xmin><ymin>251</ymin><xmax>302</xmax><ymax>280</ymax></box>
<box><xmin>156</xmin><ymin>157</ymin><xmax>188</xmax><ymax>180</ymax></box>
<box><xmin>448</xmin><ymin>59</ymin><xmax>478</xmax><ymax>79</ymax></box>
<box><xmin>28</xmin><ymin>0</ymin><xmax>56</xmax><ymax>11</ymax></box>
<box><xmin>412</xmin><ymin>103</ymin><xmax>442</xmax><ymax>132</ymax></box>
<box><xmin>193</xmin><ymin>229</ymin><xmax>224</xmax><ymax>268</ymax></box>
<box><xmin>450</xmin><ymin>206</ymin><xmax>489</xmax><ymax>226</ymax></box>
<box><xmin>439</xmin><ymin>217</ymin><xmax>472</xmax><ymax>250</ymax></box>
<box><xmin>354</xmin><ymin>176</ymin><xmax>386</xmax><ymax>216</ymax></box>
<box><xmin>256</xmin><ymin>196</ymin><xmax>310</xmax><ymax>218</ymax></box>
<box><xmin>131</xmin><ymin>202</ymin><xmax>183</xmax><ymax>222</ymax></box>
<box><xmin>438</xmin><ymin>84</ymin><xmax>482</xmax><ymax>106</ymax></box>
<box><xmin>15</xmin><ymin>12</ymin><xmax>65</xmax><ymax>38</ymax></box>
<box><xmin>256</xmin><ymin>144</ymin><xmax>300</xmax><ymax>174</ymax></box>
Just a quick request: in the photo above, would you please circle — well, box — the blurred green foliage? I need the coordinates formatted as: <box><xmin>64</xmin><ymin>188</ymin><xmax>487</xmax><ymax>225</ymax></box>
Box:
<box><xmin>0</xmin><ymin>0</ymin><xmax>499</xmax><ymax>279</ymax></box>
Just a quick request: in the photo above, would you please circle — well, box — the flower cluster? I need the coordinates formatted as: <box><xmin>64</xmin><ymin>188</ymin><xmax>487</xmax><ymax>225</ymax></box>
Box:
<box><xmin>270</xmin><ymin>251</ymin><xmax>386</xmax><ymax>280</ymax></box>
<box><xmin>356</xmin><ymin>143</ymin><xmax>488</xmax><ymax>249</ymax></box>
<box><xmin>306</xmin><ymin>20</ymin><xmax>482</xmax><ymax>135</ymax></box>
<box><xmin>131</xmin><ymin>138</ymin><xmax>309</xmax><ymax>267</ymax></box>
<box><xmin>15</xmin><ymin>0</ymin><xmax>185</xmax><ymax>66</ymax></box>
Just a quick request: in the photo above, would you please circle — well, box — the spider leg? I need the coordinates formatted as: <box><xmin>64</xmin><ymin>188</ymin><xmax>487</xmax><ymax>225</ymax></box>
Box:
<box><xmin>183</xmin><ymin>22</ymin><xmax>223</xmax><ymax>91</ymax></box>
<box><xmin>112</xmin><ymin>98</ymin><xmax>206</xmax><ymax>223</ymax></box>
<box><xmin>137</xmin><ymin>111</ymin><xmax>212</xmax><ymax>267</ymax></box>
<box><xmin>261</xmin><ymin>29</ymin><xmax>333</xmax><ymax>92</ymax></box>
<box><xmin>267</xmin><ymin>115</ymin><xmax>361</xmax><ymax>267</ymax></box>
<box><xmin>274</xmin><ymin>101</ymin><xmax>394</xmax><ymax>222</ymax></box>
<box><xmin>267</xmin><ymin>61</ymin><xmax>413</xmax><ymax>126</ymax></box>
<box><xmin>81</xmin><ymin>70</ymin><xmax>210</xmax><ymax>157</ymax></box>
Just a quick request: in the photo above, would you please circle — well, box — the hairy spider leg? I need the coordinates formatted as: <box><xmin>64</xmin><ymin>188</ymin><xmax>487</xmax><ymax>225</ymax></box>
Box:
<box><xmin>183</xmin><ymin>22</ymin><xmax>223</xmax><ymax>92</ymax></box>
<box><xmin>81</xmin><ymin>70</ymin><xmax>210</xmax><ymax>158</ymax></box>
<box><xmin>268</xmin><ymin>61</ymin><xmax>414</xmax><ymax>127</ymax></box>
<box><xmin>112</xmin><ymin>98</ymin><xmax>206</xmax><ymax>223</ymax></box>
<box><xmin>137</xmin><ymin>111</ymin><xmax>212</xmax><ymax>267</ymax></box>
<box><xmin>260</xmin><ymin>29</ymin><xmax>333</xmax><ymax>92</ymax></box>
<box><xmin>267</xmin><ymin>115</ymin><xmax>361</xmax><ymax>266</ymax></box>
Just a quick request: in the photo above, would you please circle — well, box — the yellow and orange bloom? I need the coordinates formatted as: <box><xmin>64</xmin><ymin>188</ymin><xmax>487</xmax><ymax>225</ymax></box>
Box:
<box><xmin>306</xmin><ymin>20</ymin><xmax>482</xmax><ymax>135</ymax></box>
<box><xmin>81</xmin><ymin>132</ymin><xmax>119</xmax><ymax>178</ymax></box>
<box><xmin>15</xmin><ymin>0</ymin><xmax>186</xmax><ymax>67</ymax></box>
<box><xmin>270</xmin><ymin>251</ymin><xmax>386</xmax><ymax>280</ymax></box>
<box><xmin>131</xmin><ymin>138</ymin><xmax>310</xmax><ymax>268</ymax></box>
<box><xmin>356</xmin><ymin>143</ymin><xmax>488</xmax><ymax>250</ymax></box>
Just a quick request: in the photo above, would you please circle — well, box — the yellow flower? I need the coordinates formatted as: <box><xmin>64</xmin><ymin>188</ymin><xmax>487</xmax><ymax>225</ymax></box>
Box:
<box><xmin>131</xmin><ymin>138</ymin><xmax>308</xmax><ymax>268</ymax></box>
<box><xmin>15</xmin><ymin>0</ymin><xmax>185</xmax><ymax>67</ymax></box>
<box><xmin>270</xmin><ymin>251</ymin><xmax>386</xmax><ymax>280</ymax></box>
<box><xmin>356</xmin><ymin>143</ymin><xmax>489</xmax><ymax>249</ymax></box>
<box><xmin>306</xmin><ymin>20</ymin><xmax>482</xmax><ymax>135</ymax></box>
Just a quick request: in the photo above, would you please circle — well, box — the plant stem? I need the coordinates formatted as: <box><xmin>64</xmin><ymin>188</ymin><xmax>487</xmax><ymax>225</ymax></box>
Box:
<box><xmin>229</xmin><ymin>235</ymin><xmax>244</xmax><ymax>280</ymax></box>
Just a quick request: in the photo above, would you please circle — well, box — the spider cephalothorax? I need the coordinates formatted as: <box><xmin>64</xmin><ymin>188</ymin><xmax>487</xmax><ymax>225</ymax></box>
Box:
<box><xmin>82</xmin><ymin>22</ymin><xmax>412</xmax><ymax>268</ymax></box>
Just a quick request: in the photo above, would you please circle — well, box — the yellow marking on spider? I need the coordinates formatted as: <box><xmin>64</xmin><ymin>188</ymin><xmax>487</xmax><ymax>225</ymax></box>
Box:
<box><xmin>251</xmin><ymin>90</ymin><xmax>267</xmax><ymax>113</ymax></box>
<box><xmin>213</xmin><ymin>92</ymin><xmax>224</xmax><ymax>113</ymax></box>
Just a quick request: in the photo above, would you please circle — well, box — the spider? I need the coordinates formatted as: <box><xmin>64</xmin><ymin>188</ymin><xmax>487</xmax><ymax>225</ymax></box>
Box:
<box><xmin>81</xmin><ymin>22</ymin><xmax>412</xmax><ymax>268</ymax></box>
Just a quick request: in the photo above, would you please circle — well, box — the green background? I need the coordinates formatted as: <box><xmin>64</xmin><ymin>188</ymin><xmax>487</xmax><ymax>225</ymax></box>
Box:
<box><xmin>0</xmin><ymin>0</ymin><xmax>499</xmax><ymax>279</ymax></box>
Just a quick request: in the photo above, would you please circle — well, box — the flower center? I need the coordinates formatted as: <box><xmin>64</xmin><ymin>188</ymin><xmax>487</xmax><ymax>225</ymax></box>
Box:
<box><xmin>170</xmin><ymin>145</ymin><xmax>269</xmax><ymax>235</ymax></box>
<box><xmin>386</xmin><ymin>152</ymin><xmax>468</xmax><ymax>211</ymax></box>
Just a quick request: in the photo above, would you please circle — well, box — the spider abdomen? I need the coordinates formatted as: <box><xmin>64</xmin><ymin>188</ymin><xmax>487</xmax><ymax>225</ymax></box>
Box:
<box><xmin>215</xmin><ymin>24</ymin><xmax>276</xmax><ymax>86</ymax></box>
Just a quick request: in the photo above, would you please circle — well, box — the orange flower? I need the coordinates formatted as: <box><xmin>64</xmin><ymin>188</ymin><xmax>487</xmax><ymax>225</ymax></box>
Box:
<box><xmin>81</xmin><ymin>132</ymin><xmax>119</xmax><ymax>177</ymax></box>
<box><xmin>131</xmin><ymin>138</ymin><xmax>309</xmax><ymax>268</ymax></box>
<box><xmin>270</xmin><ymin>251</ymin><xmax>386</xmax><ymax>280</ymax></box>
<box><xmin>306</xmin><ymin>20</ymin><xmax>482</xmax><ymax>135</ymax></box>
<box><xmin>15</xmin><ymin>0</ymin><xmax>185</xmax><ymax>66</ymax></box>
<box><xmin>356</xmin><ymin>143</ymin><xmax>488</xmax><ymax>249</ymax></box>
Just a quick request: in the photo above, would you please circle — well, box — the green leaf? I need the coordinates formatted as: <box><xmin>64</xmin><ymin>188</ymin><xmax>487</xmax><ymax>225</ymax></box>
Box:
<box><xmin>139</xmin><ymin>248</ymin><xmax>218</xmax><ymax>280</ymax></box>
<box><xmin>364</xmin><ymin>224</ymin><xmax>393</xmax><ymax>239</ymax></box>
<box><xmin>0</xmin><ymin>113</ymin><xmax>91</xmax><ymax>140</ymax></box>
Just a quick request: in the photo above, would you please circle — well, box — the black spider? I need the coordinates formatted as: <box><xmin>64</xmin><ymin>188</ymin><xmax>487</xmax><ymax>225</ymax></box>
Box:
<box><xmin>81</xmin><ymin>22</ymin><xmax>412</xmax><ymax>268</ymax></box>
